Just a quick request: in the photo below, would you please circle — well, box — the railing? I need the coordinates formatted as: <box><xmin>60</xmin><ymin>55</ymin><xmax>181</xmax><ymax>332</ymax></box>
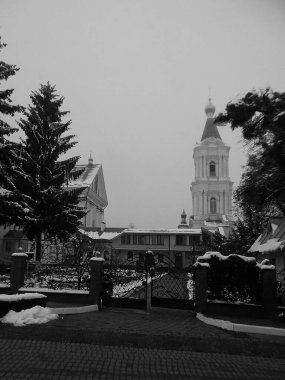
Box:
<box><xmin>0</xmin><ymin>264</ymin><xmax>10</xmax><ymax>287</ymax></box>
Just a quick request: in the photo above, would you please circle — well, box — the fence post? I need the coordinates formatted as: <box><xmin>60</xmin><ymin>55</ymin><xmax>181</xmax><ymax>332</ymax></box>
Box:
<box><xmin>146</xmin><ymin>272</ymin><xmax>151</xmax><ymax>311</ymax></box>
<box><xmin>261</xmin><ymin>268</ymin><xmax>277</xmax><ymax>315</ymax></box>
<box><xmin>194</xmin><ymin>264</ymin><xmax>208</xmax><ymax>314</ymax></box>
<box><xmin>10</xmin><ymin>252</ymin><xmax>28</xmax><ymax>294</ymax></box>
<box><xmin>89</xmin><ymin>254</ymin><xmax>105</xmax><ymax>307</ymax></box>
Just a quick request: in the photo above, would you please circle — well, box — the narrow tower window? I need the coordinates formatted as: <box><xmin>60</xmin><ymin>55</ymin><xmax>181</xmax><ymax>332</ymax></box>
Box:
<box><xmin>210</xmin><ymin>197</ymin><xmax>217</xmax><ymax>213</ymax></box>
<box><xmin>209</xmin><ymin>161</ymin><xmax>216</xmax><ymax>177</ymax></box>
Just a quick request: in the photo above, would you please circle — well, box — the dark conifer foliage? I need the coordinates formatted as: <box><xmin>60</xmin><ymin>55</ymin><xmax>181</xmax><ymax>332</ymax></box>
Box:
<box><xmin>215</xmin><ymin>88</ymin><xmax>285</xmax><ymax>216</ymax></box>
<box><xmin>0</xmin><ymin>37</ymin><xmax>23</xmax><ymax>225</ymax></box>
<box><xmin>207</xmin><ymin>207</ymin><xmax>267</xmax><ymax>256</ymax></box>
<box><xmin>17</xmin><ymin>82</ymin><xmax>86</xmax><ymax>261</ymax></box>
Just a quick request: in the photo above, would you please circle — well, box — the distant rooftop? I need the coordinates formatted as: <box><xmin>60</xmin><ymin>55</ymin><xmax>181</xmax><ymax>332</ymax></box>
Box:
<box><xmin>201</xmin><ymin>98</ymin><xmax>221</xmax><ymax>141</ymax></box>
<box><xmin>68</xmin><ymin>162</ymin><xmax>101</xmax><ymax>188</ymax></box>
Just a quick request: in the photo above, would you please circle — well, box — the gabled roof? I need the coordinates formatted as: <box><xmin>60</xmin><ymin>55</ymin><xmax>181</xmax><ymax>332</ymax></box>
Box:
<box><xmin>249</xmin><ymin>217</ymin><xmax>285</xmax><ymax>254</ymax></box>
<box><xmin>68</xmin><ymin>162</ymin><xmax>108</xmax><ymax>206</ymax></box>
<box><xmin>69</xmin><ymin>164</ymin><xmax>101</xmax><ymax>188</ymax></box>
<box><xmin>201</xmin><ymin>118</ymin><xmax>221</xmax><ymax>141</ymax></box>
<box><xmin>124</xmin><ymin>228</ymin><xmax>201</xmax><ymax>235</ymax></box>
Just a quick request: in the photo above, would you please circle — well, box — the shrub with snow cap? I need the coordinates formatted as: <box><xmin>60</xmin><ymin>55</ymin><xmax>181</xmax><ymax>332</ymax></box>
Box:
<box><xmin>194</xmin><ymin>251</ymin><xmax>263</xmax><ymax>304</ymax></box>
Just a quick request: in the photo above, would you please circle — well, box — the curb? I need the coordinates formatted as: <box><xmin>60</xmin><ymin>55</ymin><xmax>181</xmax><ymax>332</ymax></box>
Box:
<box><xmin>49</xmin><ymin>304</ymin><xmax>98</xmax><ymax>315</ymax></box>
<box><xmin>196</xmin><ymin>313</ymin><xmax>285</xmax><ymax>337</ymax></box>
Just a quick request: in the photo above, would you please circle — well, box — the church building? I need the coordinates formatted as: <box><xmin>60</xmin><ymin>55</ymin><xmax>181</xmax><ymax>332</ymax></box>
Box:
<box><xmin>190</xmin><ymin>99</ymin><xmax>233</xmax><ymax>230</ymax></box>
<box><xmin>69</xmin><ymin>155</ymin><xmax>108</xmax><ymax>228</ymax></box>
<box><xmin>0</xmin><ymin>156</ymin><xmax>108</xmax><ymax>263</ymax></box>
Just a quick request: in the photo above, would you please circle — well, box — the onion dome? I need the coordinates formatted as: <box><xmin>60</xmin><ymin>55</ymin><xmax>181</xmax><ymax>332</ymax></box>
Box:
<box><xmin>204</xmin><ymin>98</ymin><xmax>216</xmax><ymax>117</ymax></box>
<box><xmin>201</xmin><ymin>98</ymin><xmax>221</xmax><ymax>141</ymax></box>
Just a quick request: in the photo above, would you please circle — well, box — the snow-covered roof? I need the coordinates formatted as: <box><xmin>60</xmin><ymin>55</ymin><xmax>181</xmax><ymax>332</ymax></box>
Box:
<box><xmin>68</xmin><ymin>164</ymin><xmax>101</xmax><ymax>188</ymax></box>
<box><xmin>204</xmin><ymin>219</ymin><xmax>230</xmax><ymax>227</ymax></box>
<box><xmin>249</xmin><ymin>217</ymin><xmax>285</xmax><ymax>254</ymax></box>
<box><xmin>79</xmin><ymin>227</ymin><xmax>201</xmax><ymax>241</ymax></box>
<box><xmin>79</xmin><ymin>228</ymin><xmax>125</xmax><ymax>241</ymax></box>
<box><xmin>124</xmin><ymin>228</ymin><xmax>201</xmax><ymax>235</ymax></box>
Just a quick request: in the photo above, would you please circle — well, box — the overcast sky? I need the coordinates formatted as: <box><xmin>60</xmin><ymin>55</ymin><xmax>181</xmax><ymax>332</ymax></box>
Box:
<box><xmin>1</xmin><ymin>0</ymin><xmax>285</xmax><ymax>228</ymax></box>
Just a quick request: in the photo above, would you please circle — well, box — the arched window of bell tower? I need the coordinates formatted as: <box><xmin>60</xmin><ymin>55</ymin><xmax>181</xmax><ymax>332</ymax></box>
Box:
<box><xmin>210</xmin><ymin>197</ymin><xmax>217</xmax><ymax>213</ymax></box>
<box><xmin>209</xmin><ymin>161</ymin><xmax>216</xmax><ymax>177</ymax></box>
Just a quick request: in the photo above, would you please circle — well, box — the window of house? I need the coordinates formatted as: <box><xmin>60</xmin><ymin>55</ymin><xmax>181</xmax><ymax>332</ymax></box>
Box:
<box><xmin>210</xmin><ymin>197</ymin><xmax>217</xmax><ymax>213</ymax></box>
<box><xmin>189</xmin><ymin>235</ymin><xmax>201</xmax><ymax>246</ymax></box>
<box><xmin>125</xmin><ymin>234</ymin><xmax>131</xmax><ymax>245</ymax></box>
<box><xmin>145</xmin><ymin>235</ymin><xmax>150</xmax><ymax>245</ymax></box>
<box><xmin>151</xmin><ymin>235</ymin><xmax>157</xmax><ymax>245</ymax></box>
<box><xmin>121</xmin><ymin>235</ymin><xmax>126</xmax><ymax>245</ymax></box>
<box><xmin>133</xmin><ymin>234</ymin><xmax>137</xmax><ymax>245</ymax></box>
<box><xmin>138</xmin><ymin>235</ymin><xmax>145</xmax><ymax>245</ymax></box>
<box><xmin>209</xmin><ymin>161</ymin><xmax>216</xmax><ymax>177</ymax></box>
<box><xmin>157</xmin><ymin>235</ymin><xmax>164</xmax><ymax>245</ymax></box>
<box><xmin>128</xmin><ymin>251</ymin><xmax>133</xmax><ymax>260</ymax></box>
<box><xmin>176</xmin><ymin>235</ymin><xmax>186</xmax><ymax>246</ymax></box>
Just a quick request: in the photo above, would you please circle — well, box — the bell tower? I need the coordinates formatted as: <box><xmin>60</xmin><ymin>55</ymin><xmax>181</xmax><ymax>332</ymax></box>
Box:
<box><xmin>190</xmin><ymin>99</ymin><xmax>233</xmax><ymax>227</ymax></box>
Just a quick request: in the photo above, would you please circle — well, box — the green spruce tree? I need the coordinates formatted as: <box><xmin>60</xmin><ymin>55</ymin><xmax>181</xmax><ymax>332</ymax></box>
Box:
<box><xmin>17</xmin><ymin>82</ymin><xmax>86</xmax><ymax>262</ymax></box>
<box><xmin>0</xmin><ymin>37</ymin><xmax>23</xmax><ymax>225</ymax></box>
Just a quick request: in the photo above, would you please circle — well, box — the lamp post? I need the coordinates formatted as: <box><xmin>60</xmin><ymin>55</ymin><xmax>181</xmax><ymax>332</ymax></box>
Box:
<box><xmin>144</xmin><ymin>248</ymin><xmax>155</xmax><ymax>310</ymax></box>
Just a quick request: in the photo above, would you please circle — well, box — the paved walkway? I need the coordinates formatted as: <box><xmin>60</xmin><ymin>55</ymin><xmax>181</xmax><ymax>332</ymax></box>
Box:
<box><xmin>1</xmin><ymin>307</ymin><xmax>285</xmax><ymax>379</ymax></box>
<box><xmin>1</xmin><ymin>338</ymin><xmax>285</xmax><ymax>380</ymax></box>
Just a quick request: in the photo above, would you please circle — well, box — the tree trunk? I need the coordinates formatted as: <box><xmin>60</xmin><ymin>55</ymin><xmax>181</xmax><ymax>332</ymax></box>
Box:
<box><xmin>35</xmin><ymin>232</ymin><xmax>42</xmax><ymax>262</ymax></box>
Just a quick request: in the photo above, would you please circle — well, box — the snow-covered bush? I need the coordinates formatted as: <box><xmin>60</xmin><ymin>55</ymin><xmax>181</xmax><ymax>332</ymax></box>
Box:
<box><xmin>194</xmin><ymin>252</ymin><xmax>265</xmax><ymax>304</ymax></box>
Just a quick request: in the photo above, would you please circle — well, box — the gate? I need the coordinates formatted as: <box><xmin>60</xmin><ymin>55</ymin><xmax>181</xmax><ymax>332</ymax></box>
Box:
<box><xmin>151</xmin><ymin>255</ymin><xmax>194</xmax><ymax>310</ymax></box>
<box><xmin>102</xmin><ymin>255</ymin><xmax>147</xmax><ymax>309</ymax></box>
<box><xmin>102</xmin><ymin>252</ymin><xmax>195</xmax><ymax>310</ymax></box>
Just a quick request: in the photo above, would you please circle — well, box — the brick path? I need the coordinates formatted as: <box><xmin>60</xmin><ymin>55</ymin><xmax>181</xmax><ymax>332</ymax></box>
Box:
<box><xmin>1</xmin><ymin>338</ymin><xmax>285</xmax><ymax>379</ymax></box>
<box><xmin>1</xmin><ymin>307</ymin><xmax>285</xmax><ymax>379</ymax></box>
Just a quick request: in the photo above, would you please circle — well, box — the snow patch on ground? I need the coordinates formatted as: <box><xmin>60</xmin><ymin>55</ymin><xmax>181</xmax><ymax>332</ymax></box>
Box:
<box><xmin>1</xmin><ymin>306</ymin><xmax>58</xmax><ymax>327</ymax></box>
